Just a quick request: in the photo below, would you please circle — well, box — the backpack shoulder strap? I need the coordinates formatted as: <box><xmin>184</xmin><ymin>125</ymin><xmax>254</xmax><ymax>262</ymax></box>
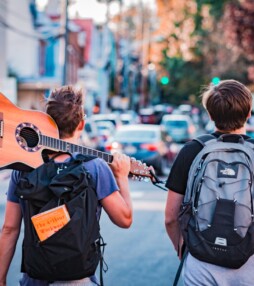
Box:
<box><xmin>48</xmin><ymin>153</ymin><xmax>97</xmax><ymax>164</ymax></box>
<box><xmin>75</xmin><ymin>153</ymin><xmax>97</xmax><ymax>163</ymax></box>
<box><xmin>173</xmin><ymin>249</ymin><xmax>188</xmax><ymax>286</ymax></box>
<box><xmin>193</xmin><ymin>134</ymin><xmax>216</xmax><ymax>147</ymax></box>
<box><xmin>246</xmin><ymin>137</ymin><xmax>254</xmax><ymax>145</ymax></box>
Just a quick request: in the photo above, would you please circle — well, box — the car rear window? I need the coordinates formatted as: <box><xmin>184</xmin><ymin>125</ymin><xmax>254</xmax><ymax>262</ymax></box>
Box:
<box><xmin>165</xmin><ymin>120</ymin><xmax>188</xmax><ymax>128</ymax></box>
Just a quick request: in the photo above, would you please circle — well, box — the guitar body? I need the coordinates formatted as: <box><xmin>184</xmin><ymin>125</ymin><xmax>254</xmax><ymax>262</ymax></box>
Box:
<box><xmin>0</xmin><ymin>93</ymin><xmax>59</xmax><ymax>170</ymax></box>
<box><xmin>0</xmin><ymin>93</ymin><xmax>152</xmax><ymax>181</ymax></box>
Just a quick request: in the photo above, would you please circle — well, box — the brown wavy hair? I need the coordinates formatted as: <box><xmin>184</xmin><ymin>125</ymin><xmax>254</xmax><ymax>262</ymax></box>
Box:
<box><xmin>202</xmin><ymin>80</ymin><xmax>252</xmax><ymax>132</ymax></box>
<box><xmin>45</xmin><ymin>85</ymin><xmax>84</xmax><ymax>139</ymax></box>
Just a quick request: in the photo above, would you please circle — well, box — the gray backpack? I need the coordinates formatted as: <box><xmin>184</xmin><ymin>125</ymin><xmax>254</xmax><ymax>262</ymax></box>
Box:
<box><xmin>179</xmin><ymin>134</ymin><xmax>254</xmax><ymax>268</ymax></box>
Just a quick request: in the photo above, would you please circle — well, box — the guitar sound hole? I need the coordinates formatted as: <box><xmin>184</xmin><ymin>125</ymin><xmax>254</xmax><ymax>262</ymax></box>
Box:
<box><xmin>20</xmin><ymin>127</ymin><xmax>39</xmax><ymax>148</ymax></box>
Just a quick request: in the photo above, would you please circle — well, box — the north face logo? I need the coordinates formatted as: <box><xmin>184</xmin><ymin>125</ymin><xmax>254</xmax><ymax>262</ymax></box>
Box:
<box><xmin>217</xmin><ymin>162</ymin><xmax>238</xmax><ymax>178</ymax></box>
<box><xmin>220</xmin><ymin>168</ymin><xmax>235</xmax><ymax>176</ymax></box>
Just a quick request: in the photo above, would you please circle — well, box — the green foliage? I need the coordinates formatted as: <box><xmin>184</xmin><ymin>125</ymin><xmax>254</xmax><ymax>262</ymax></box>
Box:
<box><xmin>160</xmin><ymin>50</ymin><xmax>210</xmax><ymax>105</ymax></box>
<box><xmin>196</xmin><ymin>0</ymin><xmax>231</xmax><ymax>18</ymax></box>
<box><xmin>159</xmin><ymin>0</ymin><xmax>251</xmax><ymax>106</ymax></box>
<box><xmin>193</xmin><ymin>0</ymin><xmax>231</xmax><ymax>35</ymax></box>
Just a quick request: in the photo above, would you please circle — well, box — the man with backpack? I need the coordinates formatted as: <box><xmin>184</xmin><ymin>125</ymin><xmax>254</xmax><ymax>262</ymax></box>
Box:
<box><xmin>0</xmin><ymin>86</ymin><xmax>133</xmax><ymax>286</ymax></box>
<box><xmin>165</xmin><ymin>79</ymin><xmax>254</xmax><ymax>285</ymax></box>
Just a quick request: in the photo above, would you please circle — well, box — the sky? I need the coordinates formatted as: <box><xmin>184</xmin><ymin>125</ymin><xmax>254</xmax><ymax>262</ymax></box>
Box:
<box><xmin>36</xmin><ymin>0</ymin><xmax>155</xmax><ymax>24</ymax></box>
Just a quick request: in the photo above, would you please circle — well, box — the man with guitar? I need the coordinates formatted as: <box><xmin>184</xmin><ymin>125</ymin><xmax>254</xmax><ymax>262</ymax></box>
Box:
<box><xmin>0</xmin><ymin>86</ymin><xmax>133</xmax><ymax>286</ymax></box>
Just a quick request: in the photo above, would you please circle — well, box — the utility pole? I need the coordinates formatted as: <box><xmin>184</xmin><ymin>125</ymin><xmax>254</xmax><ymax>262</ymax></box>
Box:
<box><xmin>62</xmin><ymin>0</ymin><xmax>69</xmax><ymax>85</ymax></box>
<box><xmin>0</xmin><ymin>1</ymin><xmax>7</xmax><ymax>78</ymax></box>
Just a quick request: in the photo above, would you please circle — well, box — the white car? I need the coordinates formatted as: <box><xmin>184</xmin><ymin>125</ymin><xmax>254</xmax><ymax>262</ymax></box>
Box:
<box><xmin>161</xmin><ymin>114</ymin><xmax>196</xmax><ymax>143</ymax></box>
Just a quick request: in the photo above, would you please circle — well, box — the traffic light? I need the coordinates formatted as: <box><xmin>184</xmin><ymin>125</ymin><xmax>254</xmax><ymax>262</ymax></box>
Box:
<box><xmin>160</xmin><ymin>76</ymin><xmax>170</xmax><ymax>85</ymax></box>
<box><xmin>211</xmin><ymin>77</ymin><xmax>220</xmax><ymax>85</ymax></box>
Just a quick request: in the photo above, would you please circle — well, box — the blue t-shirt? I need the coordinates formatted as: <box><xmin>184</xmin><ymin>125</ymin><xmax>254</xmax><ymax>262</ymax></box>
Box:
<box><xmin>7</xmin><ymin>156</ymin><xmax>119</xmax><ymax>286</ymax></box>
<box><xmin>7</xmin><ymin>157</ymin><xmax>119</xmax><ymax>203</ymax></box>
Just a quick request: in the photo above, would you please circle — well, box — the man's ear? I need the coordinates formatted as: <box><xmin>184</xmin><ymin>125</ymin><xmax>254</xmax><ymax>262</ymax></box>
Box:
<box><xmin>247</xmin><ymin>110</ymin><xmax>252</xmax><ymax>119</ymax></box>
<box><xmin>77</xmin><ymin>120</ymin><xmax>85</xmax><ymax>131</ymax></box>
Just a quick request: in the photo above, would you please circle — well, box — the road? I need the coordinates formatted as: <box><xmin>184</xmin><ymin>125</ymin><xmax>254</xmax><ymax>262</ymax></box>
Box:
<box><xmin>0</xmin><ymin>170</ymin><xmax>184</xmax><ymax>286</ymax></box>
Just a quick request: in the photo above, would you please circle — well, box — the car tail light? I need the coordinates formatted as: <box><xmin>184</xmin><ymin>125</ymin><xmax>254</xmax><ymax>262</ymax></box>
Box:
<box><xmin>141</xmin><ymin>143</ymin><xmax>158</xmax><ymax>151</ymax></box>
<box><xmin>105</xmin><ymin>142</ymin><xmax>122</xmax><ymax>152</ymax></box>
<box><xmin>105</xmin><ymin>144</ymin><xmax>112</xmax><ymax>151</ymax></box>
<box><xmin>188</xmin><ymin>125</ymin><xmax>196</xmax><ymax>134</ymax></box>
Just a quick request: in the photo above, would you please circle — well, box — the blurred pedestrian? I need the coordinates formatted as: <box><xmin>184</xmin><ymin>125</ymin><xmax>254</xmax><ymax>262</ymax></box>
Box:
<box><xmin>0</xmin><ymin>85</ymin><xmax>133</xmax><ymax>286</ymax></box>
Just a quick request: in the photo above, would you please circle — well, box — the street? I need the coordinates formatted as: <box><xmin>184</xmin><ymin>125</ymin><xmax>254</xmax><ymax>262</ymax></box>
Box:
<box><xmin>0</xmin><ymin>171</ymin><xmax>184</xmax><ymax>286</ymax></box>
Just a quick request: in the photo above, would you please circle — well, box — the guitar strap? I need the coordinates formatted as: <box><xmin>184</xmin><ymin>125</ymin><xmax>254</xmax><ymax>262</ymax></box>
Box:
<box><xmin>41</xmin><ymin>150</ymin><xmax>69</xmax><ymax>163</ymax></box>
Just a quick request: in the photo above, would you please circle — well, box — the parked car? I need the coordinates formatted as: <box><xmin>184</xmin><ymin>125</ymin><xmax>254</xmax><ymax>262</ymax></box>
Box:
<box><xmin>80</xmin><ymin>119</ymin><xmax>104</xmax><ymax>150</ymax></box>
<box><xmin>120</xmin><ymin>111</ymin><xmax>140</xmax><ymax>125</ymax></box>
<box><xmin>105</xmin><ymin>124</ymin><xmax>173</xmax><ymax>176</ymax></box>
<box><xmin>91</xmin><ymin>113</ymin><xmax>122</xmax><ymax>129</ymax></box>
<box><xmin>161</xmin><ymin>114</ymin><xmax>196</xmax><ymax>143</ymax></box>
<box><xmin>96</xmin><ymin>121</ymin><xmax>115</xmax><ymax>148</ymax></box>
<box><xmin>139</xmin><ymin>107</ymin><xmax>157</xmax><ymax>124</ymax></box>
<box><xmin>153</xmin><ymin>104</ymin><xmax>174</xmax><ymax>124</ymax></box>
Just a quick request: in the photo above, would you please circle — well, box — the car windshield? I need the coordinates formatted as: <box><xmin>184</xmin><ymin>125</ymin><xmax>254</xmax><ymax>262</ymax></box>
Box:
<box><xmin>97</xmin><ymin>125</ymin><xmax>107</xmax><ymax>131</ymax></box>
<box><xmin>114</xmin><ymin>130</ymin><xmax>158</xmax><ymax>141</ymax></box>
<box><xmin>164</xmin><ymin>120</ymin><xmax>188</xmax><ymax>128</ymax></box>
<box><xmin>94</xmin><ymin>119</ymin><xmax>116</xmax><ymax>126</ymax></box>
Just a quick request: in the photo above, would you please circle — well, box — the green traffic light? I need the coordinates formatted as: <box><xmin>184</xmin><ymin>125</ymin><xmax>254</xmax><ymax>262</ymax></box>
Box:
<box><xmin>161</xmin><ymin>76</ymin><xmax>170</xmax><ymax>85</ymax></box>
<box><xmin>212</xmin><ymin>77</ymin><xmax>220</xmax><ymax>85</ymax></box>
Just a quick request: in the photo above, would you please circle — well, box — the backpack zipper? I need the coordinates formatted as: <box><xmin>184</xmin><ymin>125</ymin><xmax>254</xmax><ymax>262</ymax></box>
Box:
<box><xmin>193</xmin><ymin>159</ymin><xmax>254</xmax><ymax>216</ymax></box>
<box><xmin>189</xmin><ymin>158</ymin><xmax>204</xmax><ymax>202</ymax></box>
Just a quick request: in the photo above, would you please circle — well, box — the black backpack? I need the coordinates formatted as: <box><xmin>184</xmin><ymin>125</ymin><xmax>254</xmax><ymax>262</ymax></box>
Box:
<box><xmin>15</xmin><ymin>153</ymin><xmax>105</xmax><ymax>282</ymax></box>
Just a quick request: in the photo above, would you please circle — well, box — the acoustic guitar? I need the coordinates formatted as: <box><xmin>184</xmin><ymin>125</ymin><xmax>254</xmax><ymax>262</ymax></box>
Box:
<box><xmin>0</xmin><ymin>92</ymin><xmax>152</xmax><ymax>180</ymax></box>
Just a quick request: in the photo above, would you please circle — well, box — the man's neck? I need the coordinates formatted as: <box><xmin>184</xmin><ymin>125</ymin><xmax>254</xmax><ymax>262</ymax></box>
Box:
<box><xmin>215</xmin><ymin>126</ymin><xmax>246</xmax><ymax>135</ymax></box>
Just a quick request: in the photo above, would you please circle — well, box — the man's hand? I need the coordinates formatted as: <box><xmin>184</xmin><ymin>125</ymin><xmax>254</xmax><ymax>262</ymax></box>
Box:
<box><xmin>110</xmin><ymin>152</ymin><xmax>130</xmax><ymax>178</ymax></box>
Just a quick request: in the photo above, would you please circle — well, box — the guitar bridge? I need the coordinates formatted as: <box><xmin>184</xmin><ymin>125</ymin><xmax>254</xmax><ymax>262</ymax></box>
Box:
<box><xmin>0</xmin><ymin>120</ymin><xmax>3</xmax><ymax>138</ymax></box>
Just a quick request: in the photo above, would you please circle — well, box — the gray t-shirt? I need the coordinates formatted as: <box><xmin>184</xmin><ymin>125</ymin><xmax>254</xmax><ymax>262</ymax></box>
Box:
<box><xmin>184</xmin><ymin>253</ymin><xmax>254</xmax><ymax>286</ymax></box>
<box><xmin>7</xmin><ymin>157</ymin><xmax>119</xmax><ymax>286</ymax></box>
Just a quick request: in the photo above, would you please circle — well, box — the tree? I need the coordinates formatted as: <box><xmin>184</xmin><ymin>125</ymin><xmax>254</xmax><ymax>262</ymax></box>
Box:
<box><xmin>223</xmin><ymin>1</ymin><xmax>254</xmax><ymax>62</ymax></box>
<box><xmin>160</xmin><ymin>0</ymin><xmax>254</xmax><ymax>106</ymax></box>
<box><xmin>160</xmin><ymin>50</ymin><xmax>209</xmax><ymax>105</ymax></box>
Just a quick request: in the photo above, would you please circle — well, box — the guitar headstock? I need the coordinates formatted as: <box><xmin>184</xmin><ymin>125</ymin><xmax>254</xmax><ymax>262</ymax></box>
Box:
<box><xmin>129</xmin><ymin>157</ymin><xmax>152</xmax><ymax>182</ymax></box>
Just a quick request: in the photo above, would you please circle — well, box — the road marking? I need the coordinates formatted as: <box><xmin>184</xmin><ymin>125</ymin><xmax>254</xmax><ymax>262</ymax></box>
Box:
<box><xmin>133</xmin><ymin>201</ymin><xmax>165</xmax><ymax>211</ymax></box>
<box><xmin>130</xmin><ymin>192</ymin><xmax>145</xmax><ymax>198</ymax></box>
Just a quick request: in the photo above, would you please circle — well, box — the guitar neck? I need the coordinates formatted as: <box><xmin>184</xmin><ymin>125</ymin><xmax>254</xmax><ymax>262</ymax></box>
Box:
<box><xmin>40</xmin><ymin>134</ymin><xmax>113</xmax><ymax>164</ymax></box>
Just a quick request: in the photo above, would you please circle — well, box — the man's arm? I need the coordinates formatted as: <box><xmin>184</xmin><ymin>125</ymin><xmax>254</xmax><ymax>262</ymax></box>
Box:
<box><xmin>165</xmin><ymin>190</ymin><xmax>184</xmax><ymax>258</ymax></box>
<box><xmin>0</xmin><ymin>201</ymin><xmax>22</xmax><ymax>286</ymax></box>
<box><xmin>101</xmin><ymin>153</ymin><xmax>132</xmax><ymax>228</ymax></box>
